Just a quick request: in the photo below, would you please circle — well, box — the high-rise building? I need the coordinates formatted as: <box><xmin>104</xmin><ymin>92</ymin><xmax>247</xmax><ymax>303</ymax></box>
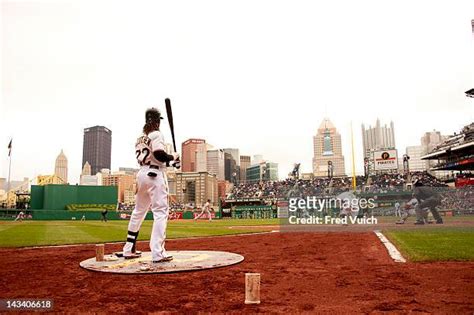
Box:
<box><xmin>246</xmin><ymin>162</ymin><xmax>279</xmax><ymax>183</ymax></box>
<box><xmin>420</xmin><ymin>130</ymin><xmax>448</xmax><ymax>174</ymax></box>
<box><xmin>312</xmin><ymin>118</ymin><xmax>346</xmax><ymax>177</ymax></box>
<box><xmin>405</xmin><ymin>146</ymin><xmax>426</xmax><ymax>172</ymax></box>
<box><xmin>181</xmin><ymin>139</ymin><xmax>206</xmax><ymax>172</ymax></box>
<box><xmin>54</xmin><ymin>149</ymin><xmax>68</xmax><ymax>183</ymax></box>
<box><xmin>361</xmin><ymin>119</ymin><xmax>396</xmax><ymax>158</ymax></box>
<box><xmin>223</xmin><ymin>148</ymin><xmax>240</xmax><ymax>183</ymax></box>
<box><xmin>239</xmin><ymin>155</ymin><xmax>251</xmax><ymax>182</ymax></box>
<box><xmin>196</xmin><ymin>143</ymin><xmax>213</xmax><ymax>172</ymax></box>
<box><xmin>421</xmin><ymin>130</ymin><xmax>446</xmax><ymax>154</ymax></box>
<box><xmin>223</xmin><ymin>148</ymin><xmax>240</xmax><ymax>166</ymax></box>
<box><xmin>207</xmin><ymin>149</ymin><xmax>225</xmax><ymax>181</ymax></box>
<box><xmin>224</xmin><ymin>152</ymin><xmax>239</xmax><ymax>183</ymax></box>
<box><xmin>102</xmin><ymin>172</ymin><xmax>135</xmax><ymax>203</ymax></box>
<box><xmin>82</xmin><ymin>126</ymin><xmax>112</xmax><ymax>175</ymax></box>
<box><xmin>253</xmin><ymin>155</ymin><xmax>264</xmax><ymax>164</ymax></box>
<box><xmin>175</xmin><ymin>172</ymin><xmax>218</xmax><ymax>207</ymax></box>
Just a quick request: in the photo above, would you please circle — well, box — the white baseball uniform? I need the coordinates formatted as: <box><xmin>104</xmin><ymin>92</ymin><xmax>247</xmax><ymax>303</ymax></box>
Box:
<box><xmin>337</xmin><ymin>191</ymin><xmax>360</xmax><ymax>219</ymax></box>
<box><xmin>14</xmin><ymin>211</ymin><xmax>24</xmax><ymax>221</ymax></box>
<box><xmin>195</xmin><ymin>201</ymin><xmax>212</xmax><ymax>221</ymax></box>
<box><xmin>395</xmin><ymin>202</ymin><xmax>401</xmax><ymax>217</ymax></box>
<box><xmin>123</xmin><ymin>130</ymin><xmax>170</xmax><ymax>261</ymax></box>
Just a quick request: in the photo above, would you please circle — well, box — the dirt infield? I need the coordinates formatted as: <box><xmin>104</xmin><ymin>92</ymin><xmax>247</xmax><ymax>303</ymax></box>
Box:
<box><xmin>1</xmin><ymin>232</ymin><xmax>473</xmax><ymax>314</ymax></box>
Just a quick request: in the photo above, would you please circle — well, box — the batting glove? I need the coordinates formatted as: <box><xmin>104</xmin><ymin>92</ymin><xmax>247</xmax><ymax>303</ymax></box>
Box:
<box><xmin>172</xmin><ymin>159</ymin><xmax>181</xmax><ymax>169</ymax></box>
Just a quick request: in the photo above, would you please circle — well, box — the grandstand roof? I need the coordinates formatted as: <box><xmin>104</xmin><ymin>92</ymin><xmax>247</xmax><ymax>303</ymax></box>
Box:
<box><xmin>421</xmin><ymin>140</ymin><xmax>474</xmax><ymax>160</ymax></box>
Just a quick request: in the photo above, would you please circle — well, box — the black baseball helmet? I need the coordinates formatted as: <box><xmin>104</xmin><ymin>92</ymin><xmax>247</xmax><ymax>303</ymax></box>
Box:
<box><xmin>145</xmin><ymin>108</ymin><xmax>164</xmax><ymax>123</ymax></box>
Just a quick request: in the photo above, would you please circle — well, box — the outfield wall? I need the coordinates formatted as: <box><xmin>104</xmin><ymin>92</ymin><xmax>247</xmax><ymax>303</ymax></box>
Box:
<box><xmin>31</xmin><ymin>185</ymin><xmax>118</xmax><ymax>210</ymax></box>
<box><xmin>30</xmin><ymin>210</ymin><xmax>153</xmax><ymax>220</ymax></box>
<box><xmin>29</xmin><ymin>210</ymin><xmax>217</xmax><ymax>220</ymax></box>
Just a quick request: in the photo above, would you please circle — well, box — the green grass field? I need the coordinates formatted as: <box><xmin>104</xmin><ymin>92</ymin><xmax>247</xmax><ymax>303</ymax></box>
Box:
<box><xmin>0</xmin><ymin>219</ymin><xmax>278</xmax><ymax>247</ymax></box>
<box><xmin>385</xmin><ymin>228</ymin><xmax>474</xmax><ymax>262</ymax></box>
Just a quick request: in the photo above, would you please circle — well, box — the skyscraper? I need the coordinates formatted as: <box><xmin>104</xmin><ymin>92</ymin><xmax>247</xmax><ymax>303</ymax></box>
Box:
<box><xmin>207</xmin><ymin>149</ymin><xmax>225</xmax><ymax>181</ymax></box>
<box><xmin>361</xmin><ymin>119</ymin><xmax>396</xmax><ymax>158</ymax></box>
<box><xmin>405</xmin><ymin>146</ymin><xmax>426</xmax><ymax>172</ymax></box>
<box><xmin>54</xmin><ymin>149</ymin><xmax>68</xmax><ymax>183</ymax></box>
<box><xmin>224</xmin><ymin>152</ymin><xmax>238</xmax><ymax>182</ymax></box>
<box><xmin>420</xmin><ymin>130</ymin><xmax>448</xmax><ymax>173</ymax></box>
<box><xmin>312</xmin><ymin>118</ymin><xmax>346</xmax><ymax>177</ymax></box>
<box><xmin>223</xmin><ymin>148</ymin><xmax>240</xmax><ymax>166</ymax></box>
<box><xmin>181</xmin><ymin>139</ymin><xmax>206</xmax><ymax>172</ymax></box>
<box><xmin>82</xmin><ymin>126</ymin><xmax>112</xmax><ymax>175</ymax></box>
<box><xmin>239</xmin><ymin>155</ymin><xmax>251</xmax><ymax>182</ymax></box>
<box><xmin>196</xmin><ymin>143</ymin><xmax>213</xmax><ymax>172</ymax></box>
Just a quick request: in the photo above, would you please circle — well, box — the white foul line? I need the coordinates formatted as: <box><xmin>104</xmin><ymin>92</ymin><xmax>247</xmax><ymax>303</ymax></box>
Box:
<box><xmin>374</xmin><ymin>230</ymin><xmax>406</xmax><ymax>263</ymax></box>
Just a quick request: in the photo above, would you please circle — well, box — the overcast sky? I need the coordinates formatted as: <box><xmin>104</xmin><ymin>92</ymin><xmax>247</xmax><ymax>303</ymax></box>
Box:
<box><xmin>1</xmin><ymin>0</ymin><xmax>474</xmax><ymax>184</ymax></box>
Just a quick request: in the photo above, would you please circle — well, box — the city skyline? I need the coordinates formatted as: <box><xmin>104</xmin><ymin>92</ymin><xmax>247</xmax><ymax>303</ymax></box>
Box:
<box><xmin>2</xmin><ymin>1</ymin><xmax>474</xmax><ymax>184</ymax></box>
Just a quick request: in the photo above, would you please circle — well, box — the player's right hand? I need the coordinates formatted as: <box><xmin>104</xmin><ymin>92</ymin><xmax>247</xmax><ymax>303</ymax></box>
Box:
<box><xmin>172</xmin><ymin>153</ymin><xmax>180</xmax><ymax>161</ymax></box>
<box><xmin>172</xmin><ymin>159</ymin><xmax>181</xmax><ymax>169</ymax></box>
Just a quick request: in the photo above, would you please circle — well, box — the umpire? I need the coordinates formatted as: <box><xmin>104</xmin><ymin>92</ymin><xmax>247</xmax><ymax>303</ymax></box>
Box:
<box><xmin>413</xmin><ymin>178</ymin><xmax>443</xmax><ymax>225</ymax></box>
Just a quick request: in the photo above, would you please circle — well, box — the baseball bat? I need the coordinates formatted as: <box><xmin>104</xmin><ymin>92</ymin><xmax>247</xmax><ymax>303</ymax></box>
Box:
<box><xmin>165</xmin><ymin>98</ymin><xmax>177</xmax><ymax>153</ymax></box>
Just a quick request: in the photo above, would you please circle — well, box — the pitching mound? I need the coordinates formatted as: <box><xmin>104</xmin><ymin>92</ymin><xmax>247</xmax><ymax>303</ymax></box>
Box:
<box><xmin>80</xmin><ymin>250</ymin><xmax>244</xmax><ymax>274</ymax></box>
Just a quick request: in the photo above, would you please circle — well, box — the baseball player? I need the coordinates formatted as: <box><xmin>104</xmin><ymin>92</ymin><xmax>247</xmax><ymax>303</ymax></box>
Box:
<box><xmin>337</xmin><ymin>191</ymin><xmax>360</xmax><ymax>219</ymax></box>
<box><xmin>121</xmin><ymin>108</ymin><xmax>180</xmax><ymax>263</ymax></box>
<box><xmin>194</xmin><ymin>199</ymin><xmax>213</xmax><ymax>221</ymax></box>
<box><xmin>394</xmin><ymin>202</ymin><xmax>401</xmax><ymax>217</ymax></box>
<box><xmin>396</xmin><ymin>197</ymin><xmax>419</xmax><ymax>224</ymax></box>
<box><xmin>14</xmin><ymin>211</ymin><xmax>24</xmax><ymax>222</ymax></box>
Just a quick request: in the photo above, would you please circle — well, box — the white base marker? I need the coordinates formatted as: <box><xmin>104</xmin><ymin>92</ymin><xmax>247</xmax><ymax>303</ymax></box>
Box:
<box><xmin>374</xmin><ymin>230</ymin><xmax>406</xmax><ymax>263</ymax></box>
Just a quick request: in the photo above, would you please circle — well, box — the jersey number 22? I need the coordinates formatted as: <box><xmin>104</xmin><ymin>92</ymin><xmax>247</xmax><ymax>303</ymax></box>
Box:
<box><xmin>136</xmin><ymin>148</ymin><xmax>151</xmax><ymax>166</ymax></box>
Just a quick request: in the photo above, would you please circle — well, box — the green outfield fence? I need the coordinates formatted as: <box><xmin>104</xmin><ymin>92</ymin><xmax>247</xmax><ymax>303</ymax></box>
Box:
<box><xmin>0</xmin><ymin>209</ymin><xmax>218</xmax><ymax>220</ymax></box>
<box><xmin>31</xmin><ymin>185</ymin><xmax>118</xmax><ymax>210</ymax></box>
<box><xmin>31</xmin><ymin>210</ymin><xmax>149</xmax><ymax>220</ymax></box>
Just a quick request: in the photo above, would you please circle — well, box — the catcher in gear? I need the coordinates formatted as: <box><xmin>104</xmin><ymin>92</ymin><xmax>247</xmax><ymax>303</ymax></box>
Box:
<box><xmin>121</xmin><ymin>107</ymin><xmax>180</xmax><ymax>263</ymax></box>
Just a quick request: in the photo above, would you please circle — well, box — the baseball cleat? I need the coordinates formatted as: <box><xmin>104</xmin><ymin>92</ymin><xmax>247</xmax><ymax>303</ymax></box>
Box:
<box><xmin>123</xmin><ymin>253</ymin><xmax>142</xmax><ymax>259</ymax></box>
<box><xmin>114</xmin><ymin>251</ymin><xmax>142</xmax><ymax>258</ymax></box>
<box><xmin>414</xmin><ymin>221</ymin><xmax>424</xmax><ymax>225</ymax></box>
<box><xmin>152</xmin><ymin>256</ymin><xmax>173</xmax><ymax>263</ymax></box>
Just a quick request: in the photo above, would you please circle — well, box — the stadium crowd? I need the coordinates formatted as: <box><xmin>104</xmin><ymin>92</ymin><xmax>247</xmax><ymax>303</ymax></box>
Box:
<box><xmin>441</xmin><ymin>185</ymin><xmax>474</xmax><ymax>213</ymax></box>
<box><xmin>228</xmin><ymin>171</ymin><xmax>446</xmax><ymax>199</ymax></box>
